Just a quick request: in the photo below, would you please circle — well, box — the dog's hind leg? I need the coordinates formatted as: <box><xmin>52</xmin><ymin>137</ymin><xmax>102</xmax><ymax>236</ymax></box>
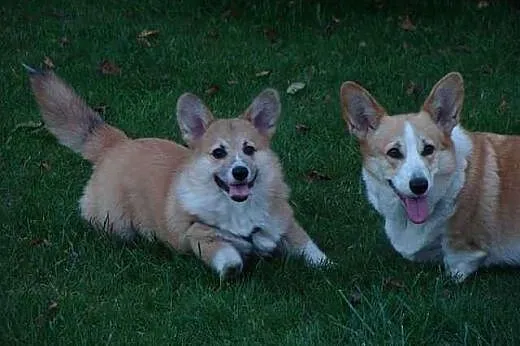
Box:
<box><xmin>181</xmin><ymin>222</ymin><xmax>243</xmax><ymax>279</ymax></box>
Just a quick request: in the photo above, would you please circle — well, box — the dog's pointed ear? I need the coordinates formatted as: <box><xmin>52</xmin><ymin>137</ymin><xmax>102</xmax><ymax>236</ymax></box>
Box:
<box><xmin>241</xmin><ymin>88</ymin><xmax>281</xmax><ymax>138</ymax></box>
<box><xmin>340</xmin><ymin>81</ymin><xmax>387</xmax><ymax>139</ymax></box>
<box><xmin>422</xmin><ymin>72</ymin><xmax>464</xmax><ymax>135</ymax></box>
<box><xmin>176</xmin><ymin>93</ymin><xmax>214</xmax><ymax>146</ymax></box>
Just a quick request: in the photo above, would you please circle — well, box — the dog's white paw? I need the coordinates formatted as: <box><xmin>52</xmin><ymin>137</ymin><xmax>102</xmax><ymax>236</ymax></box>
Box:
<box><xmin>443</xmin><ymin>250</ymin><xmax>486</xmax><ymax>283</ymax></box>
<box><xmin>212</xmin><ymin>245</ymin><xmax>243</xmax><ymax>279</ymax></box>
<box><xmin>301</xmin><ymin>240</ymin><xmax>332</xmax><ymax>267</ymax></box>
<box><xmin>252</xmin><ymin>233</ymin><xmax>278</xmax><ymax>255</ymax></box>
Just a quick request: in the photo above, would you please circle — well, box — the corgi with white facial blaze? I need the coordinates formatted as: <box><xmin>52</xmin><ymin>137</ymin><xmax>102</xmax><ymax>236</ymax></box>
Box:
<box><xmin>341</xmin><ymin>72</ymin><xmax>520</xmax><ymax>282</ymax></box>
<box><xmin>27</xmin><ymin>67</ymin><xmax>329</xmax><ymax>279</ymax></box>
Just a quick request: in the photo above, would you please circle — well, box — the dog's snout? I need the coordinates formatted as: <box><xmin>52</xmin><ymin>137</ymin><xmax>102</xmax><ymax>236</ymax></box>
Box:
<box><xmin>409</xmin><ymin>177</ymin><xmax>428</xmax><ymax>195</ymax></box>
<box><xmin>232</xmin><ymin>166</ymin><xmax>249</xmax><ymax>181</ymax></box>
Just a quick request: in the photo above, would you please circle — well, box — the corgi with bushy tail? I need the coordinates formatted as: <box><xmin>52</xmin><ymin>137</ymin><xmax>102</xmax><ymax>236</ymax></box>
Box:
<box><xmin>26</xmin><ymin>66</ymin><xmax>329</xmax><ymax>279</ymax></box>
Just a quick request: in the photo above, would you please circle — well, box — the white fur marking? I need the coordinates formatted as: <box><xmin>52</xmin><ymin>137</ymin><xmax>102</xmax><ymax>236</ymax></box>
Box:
<box><xmin>301</xmin><ymin>240</ymin><xmax>329</xmax><ymax>267</ymax></box>
<box><xmin>393</xmin><ymin>122</ymin><xmax>430</xmax><ymax>195</ymax></box>
<box><xmin>212</xmin><ymin>245</ymin><xmax>243</xmax><ymax>277</ymax></box>
<box><xmin>443</xmin><ymin>249</ymin><xmax>487</xmax><ymax>282</ymax></box>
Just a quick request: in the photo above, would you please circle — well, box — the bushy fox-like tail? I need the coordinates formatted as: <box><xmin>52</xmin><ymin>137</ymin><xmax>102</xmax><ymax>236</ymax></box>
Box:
<box><xmin>25</xmin><ymin>65</ymin><xmax>128</xmax><ymax>164</ymax></box>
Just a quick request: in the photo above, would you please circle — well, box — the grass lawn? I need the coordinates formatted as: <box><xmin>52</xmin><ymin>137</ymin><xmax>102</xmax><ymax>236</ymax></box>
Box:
<box><xmin>2</xmin><ymin>0</ymin><xmax>520</xmax><ymax>344</ymax></box>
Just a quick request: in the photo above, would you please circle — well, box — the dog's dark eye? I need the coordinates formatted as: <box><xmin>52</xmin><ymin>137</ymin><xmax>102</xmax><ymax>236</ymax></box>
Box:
<box><xmin>211</xmin><ymin>147</ymin><xmax>227</xmax><ymax>159</ymax></box>
<box><xmin>422</xmin><ymin>144</ymin><xmax>435</xmax><ymax>156</ymax></box>
<box><xmin>386</xmin><ymin>148</ymin><xmax>404</xmax><ymax>159</ymax></box>
<box><xmin>243</xmin><ymin>145</ymin><xmax>256</xmax><ymax>156</ymax></box>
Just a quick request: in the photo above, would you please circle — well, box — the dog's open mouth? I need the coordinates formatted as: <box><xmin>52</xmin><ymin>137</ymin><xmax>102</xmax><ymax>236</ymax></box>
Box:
<box><xmin>388</xmin><ymin>180</ymin><xmax>429</xmax><ymax>224</ymax></box>
<box><xmin>214</xmin><ymin>173</ymin><xmax>257</xmax><ymax>202</ymax></box>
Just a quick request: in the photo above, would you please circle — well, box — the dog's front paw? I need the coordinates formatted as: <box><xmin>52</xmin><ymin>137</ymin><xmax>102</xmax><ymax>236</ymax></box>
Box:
<box><xmin>212</xmin><ymin>245</ymin><xmax>244</xmax><ymax>279</ymax></box>
<box><xmin>252</xmin><ymin>232</ymin><xmax>278</xmax><ymax>256</ymax></box>
<box><xmin>443</xmin><ymin>250</ymin><xmax>486</xmax><ymax>283</ymax></box>
<box><xmin>301</xmin><ymin>240</ymin><xmax>332</xmax><ymax>268</ymax></box>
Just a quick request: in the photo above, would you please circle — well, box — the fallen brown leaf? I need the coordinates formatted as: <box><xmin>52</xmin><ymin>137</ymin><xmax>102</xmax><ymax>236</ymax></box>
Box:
<box><xmin>264</xmin><ymin>28</ymin><xmax>278</xmax><ymax>43</ymax></box>
<box><xmin>93</xmin><ymin>104</ymin><xmax>109</xmax><ymax>115</ymax></box>
<box><xmin>480</xmin><ymin>64</ymin><xmax>494</xmax><ymax>75</ymax></box>
<box><xmin>400</xmin><ymin>15</ymin><xmax>416</xmax><ymax>31</ymax></box>
<box><xmin>295</xmin><ymin>124</ymin><xmax>310</xmax><ymax>133</ymax></box>
<box><xmin>477</xmin><ymin>0</ymin><xmax>489</xmax><ymax>9</ymax></box>
<box><xmin>323</xmin><ymin>94</ymin><xmax>332</xmax><ymax>104</ymax></box>
<box><xmin>207</xmin><ymin>29</ymin><xmax>219</xmax><ymax>39</ymax></box>
<box><xmin>99</xmin><ymin>60</ymin><xmax>121</xmax><ymax>75</ymax></box>
<box><xmin>305</xmin><ymin>170</ymin><xmax>331</xmax><ymax>182</ymax></box>
<box><xmin>30</xmin><ymin>238</ymin><xmax>51</xmax><ymax>247</ymax></box>
<box><xmin>39</xmin><ymin>161</ymin><xmax>51</xmax><ymax>171</ymax></box>
<box><xmin>454</xmin><ymin>44</ymin><xmax>472</xmax><ymax>53</ymax></box>
<box><xmin>405</xmin><ymin>81</ymin><xmax>422</xmax><ymax>96</ymax></box>
<box><xmin>48</xmin><ymin>301</ymin><xmax>58</xmax><ymax>311</ymax></box>
<box><xmin>348</xmin><ymin>289</ymin><xmax>362</xmax><ymax>305</ymax></box>
<box><xmin>137</xmin><ymin>29</ymin><xmax>159</xmax><ymax>39</ymax></box>
<box><xmin>255</xmin><ymin>70</ymin><xmax>271</xmax><ymax>77</ymax></box>
<box><xmin>499</xmin><ymin>96</ymin><xmax>508</xmax><ymax>113</ymax></box>
<box><xmin>383</xmin><ymin>277</ymin><xmax>406</xmax><ymax>290</ymax></box>
<box><xmin>205</xmin><ymin>84</ymin><xmax>220</xmax><ymax>96</ymax></box>
<box><xmin>43</xmin><ymin>56</ymin><xmax>55</xmax><ymax>69</ymax></box>
<box><xmin>221</xmin><ymin>8</ymin><xmax>240</xmax><ymax>20</ymax></box>
<box><xmin>59</xmin><ymin>36</ymin><xmax>70</xmax><ymax>47</ymax></box>
<box><xmin>286</xmin><ymin>82</ymin><xmax>306</xmax><ymax>95</ymax></box>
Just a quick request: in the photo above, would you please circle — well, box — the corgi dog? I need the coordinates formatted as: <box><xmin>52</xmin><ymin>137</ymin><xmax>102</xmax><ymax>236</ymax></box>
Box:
<box><xmin>26</xmin><ymin>67</ymin><xmax>329</xmax><ymax>279</ymax></box>
<box><xmin>341</xmin><ymin>72</ymin><xmax>520</xmax><ymax>282</ymax></box>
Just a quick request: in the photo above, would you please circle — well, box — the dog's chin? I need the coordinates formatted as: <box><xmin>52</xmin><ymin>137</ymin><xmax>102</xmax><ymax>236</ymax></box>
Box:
<box><xmin>387</xmin><ymin>180</ymin><xmax>429</xmax><ymax>224</ymax></box>
<box><xmin>214</xmin><ymin>174</ymin><xmax>256</xmax><ymax>203</ymax></box>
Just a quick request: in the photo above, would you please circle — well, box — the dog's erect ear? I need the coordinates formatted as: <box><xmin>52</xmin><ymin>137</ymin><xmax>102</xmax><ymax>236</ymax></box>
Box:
<box><xmin>340</xmin><ymin>81</ymin><xmax>387</xmax><ymax>139</ymax></box>
<box><xmin>176</xmin><ymin>93</ymin><xmax>215</xmax><ymax>145</ymax></box>
<box><xmin>422</xmin><ymin>72</ymin><xmax>464</xmax><ymax>135</ymax></box>
<box><xmin>241</xmin><ymin>89</ymin><xmax>281</xmax><ymax>138</ymax></box>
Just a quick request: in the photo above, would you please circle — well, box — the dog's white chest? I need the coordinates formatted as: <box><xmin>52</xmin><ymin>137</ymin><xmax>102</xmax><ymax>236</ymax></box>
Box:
<box><xmin>176</xmin><ymin>180</ymin><xmax>281</xmax><ymax>241</ymax></box>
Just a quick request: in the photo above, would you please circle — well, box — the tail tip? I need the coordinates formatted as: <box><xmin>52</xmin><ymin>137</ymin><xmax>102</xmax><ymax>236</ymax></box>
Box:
<box><xmin>22</xmin><ymin>63</ymin><xmax>44</xmax><ymax>76</ymax></box>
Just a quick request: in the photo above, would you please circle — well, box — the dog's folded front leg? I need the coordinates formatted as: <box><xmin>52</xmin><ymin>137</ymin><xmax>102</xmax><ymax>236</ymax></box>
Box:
<box><xmin>283</xmin><ymin>219</ymin><xmax>330</xmax><ymax>267</ymax></box>
<box><xmin>181</xmin><ymin>222</ymin><xmax>243</xmax><ymax>279</ymax></box>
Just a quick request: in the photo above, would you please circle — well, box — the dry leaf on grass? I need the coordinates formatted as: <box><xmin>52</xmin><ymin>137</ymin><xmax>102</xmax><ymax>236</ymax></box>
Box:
<box><xmin>255</xmin><ymin>70</ymin><xmax>271</xmax><ymax>77</ymax></box>
<box><xmin>29</xmin><ymin>238</ymin><xmax>51</xmax><ymax>246</ymax></box>
<box><xmin>137</xmin><ymin>29</ymin><xmax>159</xmax><ymax>47</ymax></box>
<box><xmin>405</xmin><ymin>81</ymin><xmax>422</xmax><ymax>96</ymax></box>
<box><xmin>99</xmin><ymin>60</ymin><xmax>121</xmax><ymax>75</ymax></box>
<box><xmin>477</xmin><ymin>1</ymin><xmax>489</xmax><ymax>9</ymax></box>
<box><xmin>137</xmin><ymin>29</ymin><xmax>159</xmax><ymax>39</ymax></box>
<box><xmin>305</xmin><ymin>170</ymin><xmax>331</xmax><ymax>182</ymax></box>
<box><xmin>59</xmin><ymin>36</ymin><xmax>69</xmax><ymax>47</ymax></box>
<box><xmin>295</xmin><ymin>124</ymin><xmax>310</xmax><ymax>133</ymax></box>
<box><xmin>348</xmin><ymin>289</ymin><xmax>362</xmax><ymax>305</ymax></box>
<box><xmin>93</xmin><ymin>104</ymin><xmax>109</xmax><ymax>115</ymax></box>
<box><xmin>39</xmin><ymin>161</ymin><xmax>51</xmax><ymax>171</ymax></box>
<box><xmin>383</xmin><ymin>277</ymin><xmax>406</xmax><ymax>290</ymax></box>
<box><xmin>43</xmin><ymin>56</ymin><xmax>55</xmax><ymax>69</ymax></box>
<box><xmin>264</xmin><ymin>28</ymin><xmax>278</xmax><ymax>43</ymax></box>
<box><xmin>205</xmin><ymin>84</ymin><xmax>220</xmax><ymax>96</ymax></box>
<box><xmin>400</xmin><ymin>15</ymin><xmax>416</xmax><ymax>31</ymax></box>
<box><xmin>499</xmin><ymin>96</ymin><xmax>508</xmax><ymax>113</ymax></box>
<box><xmin>286</xmin><ymin>82</ymin><xmax>306</xmax><ymax>95</ymax></box>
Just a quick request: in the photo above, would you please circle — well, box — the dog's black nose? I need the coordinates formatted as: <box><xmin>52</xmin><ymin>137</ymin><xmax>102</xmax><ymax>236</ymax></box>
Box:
<box><xmin>232</xmin><ymin>166</ymin><xmax>249</xmax><ymax>181</ymax></box>
<box><xmin>409</xmin><ymin>177</ymin><xmax>428</xmax><ymax>195</ymax></box>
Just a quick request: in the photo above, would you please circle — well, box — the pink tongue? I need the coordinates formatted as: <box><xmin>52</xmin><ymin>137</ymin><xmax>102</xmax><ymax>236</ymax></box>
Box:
<box><xmin>403</xmin><ymin>196</ymin><xmax>429</xmax><ymax>224</ymax></box>
<box><xmin>229</xmin><ymin>184</ymin><xmax>250</xmax><ymax>198</ymax></box>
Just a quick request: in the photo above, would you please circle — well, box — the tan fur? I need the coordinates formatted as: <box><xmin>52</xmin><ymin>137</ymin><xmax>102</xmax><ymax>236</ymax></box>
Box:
<box><xmin>28</xmin><ymin>70</ymin><xmax>328</xmax><ymax>279</ymax></box>
<box><xmin>341</xmin><ymin>72</ymin><xmax>520</xmax><ymax>281</ymax></box>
